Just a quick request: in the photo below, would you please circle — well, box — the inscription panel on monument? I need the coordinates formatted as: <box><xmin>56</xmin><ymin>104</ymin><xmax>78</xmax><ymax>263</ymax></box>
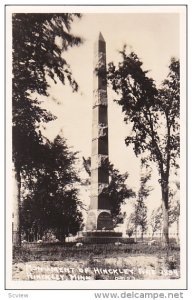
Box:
<box><xmin>97</xmin><ymin>211</ymin><xmax>113</xmax><ymax>230</ymax></box>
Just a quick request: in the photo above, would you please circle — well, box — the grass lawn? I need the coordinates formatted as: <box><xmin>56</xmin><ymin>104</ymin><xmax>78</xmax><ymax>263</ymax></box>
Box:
<box><xmin>12</xmin><ymin>242</ymin><xmax>180</xmax><ymax>281</ymax></box>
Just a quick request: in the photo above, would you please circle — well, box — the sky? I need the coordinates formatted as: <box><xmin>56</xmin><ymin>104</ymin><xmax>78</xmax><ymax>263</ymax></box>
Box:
<box><xmin>39</xmin><ymin>11</ymin><xmax>180</xmax><ymax>221</ymax></box>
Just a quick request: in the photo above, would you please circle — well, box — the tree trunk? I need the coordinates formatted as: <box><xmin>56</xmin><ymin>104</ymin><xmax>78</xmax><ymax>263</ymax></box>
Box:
<box><xmin>12</xmin><ymin>163</ymin><xmax>21</xmax><ymax>246</ymax></box>
<box><xmin>141</xmin><ymin>230</ymin><xmax>144</xmax><ymax>241</ymax></box>
<box><xmin>161</xmin><ymin>181</ymin><xmax>169</xmax><ymax>246</ymax></box>
<box><xmin>134</xmin><ymin>225</ymin><xmax>137</xmax><ymax>243</ymax></box>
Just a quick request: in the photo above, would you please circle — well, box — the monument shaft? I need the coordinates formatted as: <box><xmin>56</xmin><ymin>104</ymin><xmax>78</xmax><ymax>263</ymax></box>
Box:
<box><xmin>86</xmin><ymin>33</ymin><xmax>113</xmax><ymax>231</ymax></box>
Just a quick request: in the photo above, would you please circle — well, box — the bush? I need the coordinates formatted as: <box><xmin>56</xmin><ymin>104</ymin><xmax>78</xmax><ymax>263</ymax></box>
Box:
<box><xmin>13</xmin><ymin>246</ymin><xmax>31</xmax><ymax>263</ymax></box>
<box><xmin>166</xmin><ymin>255</ymin><xmax>178</xmax><ymax>270</ymax></box>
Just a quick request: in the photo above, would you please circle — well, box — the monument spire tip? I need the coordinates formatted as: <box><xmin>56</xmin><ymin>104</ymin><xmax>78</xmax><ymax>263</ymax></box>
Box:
<box><xmin>99</xmin><ymin>32</ymin><xmax>105</xmax><ymax>42</ymax></box>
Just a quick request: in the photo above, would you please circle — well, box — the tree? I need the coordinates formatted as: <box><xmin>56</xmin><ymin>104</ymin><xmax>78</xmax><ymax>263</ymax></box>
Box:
<box><xmin>20</xmin><ymin>135</ymin><xmax>83</xmax><ymax>242</ymax></box>
<box><xmin>167</xmin><ymin>180</ymin><xmax>180</xmax><ymax>244</ymax></box>
<box><xmin>131</xmin><ymin>164</ymin><xmax>152</xmax><ymax>241</ymax></box>
<box><xmin>168</xmin><ymin>181</ymin><xmax>180</xmax><ymax>220</ymax></box>
<box><xmin>149</xmin><ymin>181</ymin><xmax>180</xmax><ymax>243</ymax></box>
<box><xmin>149</xmin><ymin>206</ymin><xmax>163</xmax><ymax>239</ymax></box>
<box><xmin>108</xmin><ymin>48</ymin><xmax>180</xmax><ymax>245</ymax></box>
<box><xmin>12</xmin><ymin>13</ymin><xmax>82</xmax><ymax>245</ymax></box>
<box><xmin>82</xmin><ymin>157</ymin><xmax>135</xmax><ymax>225</ymax></box>
<box><xmin>126</xmin><ymin>212</ymin><xmax>135</xmax><ymax>238</ymax></box>
<box><xmin>108</xmin><ymin>162</ymin><xmax>135</xmax><ymax>225</ymax></box>
<box><xmin>169</xmin><ymin>199</ymin><xmax>180</xmax><ymax>244</ymax></box>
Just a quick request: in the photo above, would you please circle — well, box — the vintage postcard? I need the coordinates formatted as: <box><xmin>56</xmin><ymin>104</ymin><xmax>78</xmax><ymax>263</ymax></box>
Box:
<box><xmin>5</xmin><ymin>5</ymin><xmax>187</xmax><ymax>290</ymax></box>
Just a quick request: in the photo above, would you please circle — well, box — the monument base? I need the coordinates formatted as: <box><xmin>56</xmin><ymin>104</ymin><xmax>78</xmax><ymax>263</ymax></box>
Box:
<box><xmin>82</xmin><ymin>230</ymin><xmax>122</xmax><ymax>244</ymax></box>
<box><xmin>86</xmin><ymin>209</ymin><xmax>114</xmax><ymax>231</ymax></box>
<box><xmin>85</xmin><ymin>209</ymin><xmax>123</xmax><ymax>243</ymax></box>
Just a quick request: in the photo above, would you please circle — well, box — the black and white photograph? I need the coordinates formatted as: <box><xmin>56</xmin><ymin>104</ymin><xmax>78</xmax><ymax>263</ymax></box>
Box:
<box><xmin>5</xmin><ymin>5</ymin><xmax>187</xmax><ymax>290</ymax></box>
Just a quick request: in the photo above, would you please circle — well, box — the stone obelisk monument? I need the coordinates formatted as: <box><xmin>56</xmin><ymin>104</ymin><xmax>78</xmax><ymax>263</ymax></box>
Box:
<box><xmin>86</xmin><ymin>33</ymin><xmax>114</xmax><ymax>232</ymax></box>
